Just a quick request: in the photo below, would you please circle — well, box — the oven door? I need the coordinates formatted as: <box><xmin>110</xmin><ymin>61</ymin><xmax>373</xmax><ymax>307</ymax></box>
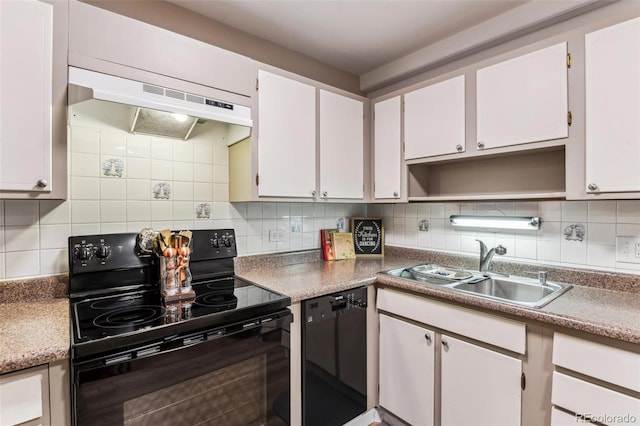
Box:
<box><xmin>72</xmin><ymin>311</ymin><xmax>291</xmax><ymax>426</ymax></box>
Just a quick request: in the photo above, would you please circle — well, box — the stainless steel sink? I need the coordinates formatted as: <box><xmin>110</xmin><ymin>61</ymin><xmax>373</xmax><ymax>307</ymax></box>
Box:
<box><xmin>452</xmin><ymin>276</ymin><xmax>571</xmax><ymax>308</ymax></box>
<box><xmin>382</xmin><ymin>264</ymin><xmax>572</xmax><ymax>308</ymax></box>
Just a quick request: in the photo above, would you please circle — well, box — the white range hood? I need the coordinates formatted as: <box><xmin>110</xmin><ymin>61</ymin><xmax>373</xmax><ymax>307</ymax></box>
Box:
<box><xmin>68</xmin><ymin>67</ymin><xmax>253</xmax><ymax>140</ymax></box>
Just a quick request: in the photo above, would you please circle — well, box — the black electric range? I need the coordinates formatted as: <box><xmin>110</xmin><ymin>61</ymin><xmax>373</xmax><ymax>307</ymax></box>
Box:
<box><xmin>68</xmin><ymin>229</ymin><xmax>291</xmax><ymax>359</ymax></box>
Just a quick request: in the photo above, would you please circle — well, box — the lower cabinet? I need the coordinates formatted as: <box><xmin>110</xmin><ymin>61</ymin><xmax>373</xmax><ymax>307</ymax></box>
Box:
<box><xmin>377</xmin><ymin>288</ymin><xmax>525</xmax><ymax>426</ymax></box>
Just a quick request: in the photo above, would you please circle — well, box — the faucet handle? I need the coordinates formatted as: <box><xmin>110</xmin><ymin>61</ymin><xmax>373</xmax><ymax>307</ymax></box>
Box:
<box><xmin>538</xmin><ymin>271</ymin><xmax>548</xmax><ymax>286</ymax></box>
<box><xmin>495</xmin><ymin>245</ymin><xmax>507</xmax><ymax>255</ymax></box>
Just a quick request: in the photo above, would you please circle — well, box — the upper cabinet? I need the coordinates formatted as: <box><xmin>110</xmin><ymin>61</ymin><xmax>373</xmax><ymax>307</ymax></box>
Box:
<box><xmin>373</xmin><ymin>96</ymin><xmax>403</xmax><ymax>200</ymax></box>
<box><xmin>584</xmin><ymin>18</ymin><xmax>640</xmax><ymax>194</ymax></box>
<box><xmin>0</xmin><ymin>0</ymin><xmax>67</xmax><ymax>199</ymax></box>
<box><xmin>476</xmin><ymin>42</ymin><xmax>569</xmax><ymax>151</ymax></box>
<box><xmin>319</xmin><ymin>90</ymin><xmax>364</xmax><ymax>199</ymax></box>
<box><xmin>257</xmin><ymin>70</ymin><xmax>316</xmax><ymax>198</ymax></box>
<box><xmin>404</xmin><ymin>75</ymin><xmax>466</xmax><ymax>160</ymax></box>
<box><xmin>230</xmin><ymin>68</ymin><xmax>368</xmax><ymax>202</ymax></box>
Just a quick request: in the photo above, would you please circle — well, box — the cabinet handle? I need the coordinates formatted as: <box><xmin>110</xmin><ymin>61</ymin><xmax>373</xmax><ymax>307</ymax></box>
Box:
<box><xmin>456</xmin><ymin>144</ymin><xmax>463</xmax><ymax>152</ymax></box>
<box><xmin>393</xmin><ymin>191</ymin><xmax>398</xmax><ymax>198</ymax></box>
<box><xmin>311</xmin><ymin>190</ymin><xmax>317</xmax><ymax>196</ymax></box>
<box><xmin>477</xmin><ymin>142</ymin><xmax>485</xmax><ymax>149</ymax></box>
<box><xmin>441</xmin><ymin>339</ymin><xmax>449</xmax><ymax>348</ymax></box>
<box><xmin>424</xmin><ymin>334</ymin><xmax>432</xmax><ymax>344</ymax></box>
<box><xmin>322</xmin><ymin>191</ymin><xmax>328</xmax><ymax>197</ymax></box>
<box><xmin>36</xmin><ymin>179</ymin><xmax>48</xmax><ymax>188</ymax></box>
<box><xmin>587</xmin><ymin>183</ymin><xmax>598</xmax><ymax>191</ymax></box>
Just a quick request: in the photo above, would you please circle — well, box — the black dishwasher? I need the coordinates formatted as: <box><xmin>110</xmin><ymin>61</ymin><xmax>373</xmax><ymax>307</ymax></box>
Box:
<box><xmin>302</xmin><ymin>287</ymin><xmax>367</xmax><ymax>426</ymax></box>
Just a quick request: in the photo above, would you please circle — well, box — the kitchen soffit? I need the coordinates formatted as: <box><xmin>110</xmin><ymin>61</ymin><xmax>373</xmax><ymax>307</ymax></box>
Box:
<box><xmin>166</xmin><ymin>0</ymin><xmax>604</xmax><ymax>91</ymax></box>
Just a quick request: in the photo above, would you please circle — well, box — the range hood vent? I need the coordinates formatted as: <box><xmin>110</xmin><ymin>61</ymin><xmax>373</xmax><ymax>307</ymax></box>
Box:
<box><xmin>68</xmin><ymin>67</ymin><xmax>253</xmax><ymax>130</ymax></box>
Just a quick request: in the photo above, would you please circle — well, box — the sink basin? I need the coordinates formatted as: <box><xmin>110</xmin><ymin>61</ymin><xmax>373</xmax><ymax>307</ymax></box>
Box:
<box><xmin>452</xmin><ymin>276</ymin><xmax>571</xmax><ymax>308</ymax></box>
<box><xmin>383</xmin><ymin>264</ymin><xmax>572</xmax><ymax>308</ymax></box>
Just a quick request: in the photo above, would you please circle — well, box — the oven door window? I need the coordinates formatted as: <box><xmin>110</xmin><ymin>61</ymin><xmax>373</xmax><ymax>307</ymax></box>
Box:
<box><xmin>74</xmin><ymin>319</ymin><xmax>290</xmax><ymax>426</ymax></box>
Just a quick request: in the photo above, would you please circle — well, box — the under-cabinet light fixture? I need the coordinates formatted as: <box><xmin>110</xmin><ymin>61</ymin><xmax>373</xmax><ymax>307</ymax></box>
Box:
<box><xmin>449</xmin><ymin>215</ymin><xmax>541</xmax><ymax>230</ymax></box>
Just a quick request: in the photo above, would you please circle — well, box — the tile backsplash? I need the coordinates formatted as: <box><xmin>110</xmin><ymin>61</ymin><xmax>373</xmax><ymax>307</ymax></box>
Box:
<box><xmin>369</xmin><ymin>200</ymin><xmax>640</xmax><ymax>275</ymax></box>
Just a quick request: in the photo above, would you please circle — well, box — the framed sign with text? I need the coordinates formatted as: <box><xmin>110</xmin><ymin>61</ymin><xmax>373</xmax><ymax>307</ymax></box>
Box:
<box><xmin>351</xmin><ymin>217</ymin><xmax>384</xmax><ymax>258</ymax></box>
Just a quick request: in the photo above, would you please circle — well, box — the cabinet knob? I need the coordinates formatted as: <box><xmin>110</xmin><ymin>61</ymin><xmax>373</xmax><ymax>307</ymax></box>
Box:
<box><xmin>441</xmin><ymin>340</ymin><xmax>449</xmax><ymax>348</ymax></box>
<box><xmin>587</xmin><ymin>183</ymin><xmax>598</xmax><ymax>191</ymax></box>
<box><xmin>312</xmin><ymin>190</ymin><xmax>317</xmax><ymax>196</ymax></box>
<box><xmin>36</xmin><ymin>179</ymin><xmax>48</xmax><ymax>188</ymax></box>
<box><xmin>393</xmin><ymin>191</ymin><xmax>398</xmax><ymax>198</ymax></box>
<box><xmin>322</xmin><ymin>191</ymin><xmax>328</xmax><ymax>197</ymax></box>
<box><xmin>477</xmin><ymin>142</ymin><xmax>485</xmax><ymax>149</ymax></box>
<box><xmin>456</xmin><ymin>144</ymin><xmax>463</xmax><ymax>152</ymax></box>
<box><xmin>424</xmin><ymin>334</ymin><xmax>432</xmax><ymax>344</ymax></box>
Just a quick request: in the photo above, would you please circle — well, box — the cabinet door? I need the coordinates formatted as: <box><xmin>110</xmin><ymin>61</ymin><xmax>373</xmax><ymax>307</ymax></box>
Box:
<box><xmin>373</xmin><ymin>96</ymin><xmax>402</xmax><ymax>199</ymax></box>
<box><xmin>441</xmin><ymin>335</ymin><xmax>522</xmax><ymax>426</ymax></box>
<box><xmin>585</xmin><ymin>18</ymin><xmax>640</xmax><ymax>193</ymax></box>
<box><xmin>257</xmin><ymin>70</ymin><xmax>316</xmax><ymax>197</ymax></box>
<box><xmin>404</xmin><ymin>75</ymin><xmax>466</xmax><ymax>159</ymax></box>
<box><xmin>379</xmin><ymin>314</ymin><xmax>435</xmax><ymax>426</ymax></box>
<box><xmin>0</xmin><ymin>364</ymin><xmax>50</xmax><ymax>426</ymax></box>
<box><xmin>0</xmin><ymin>0</ymin><xmax>52</xmax><ymax>192</ymax></box>
<box><xmin>319</xmin><ymin>90</ymin><xmax>364</xmax><ymax>199</ymax></box>
<box><xmin>476</xmin><ymin>42</ymin><xmax>568</xmax><ymax>150</ymax></box>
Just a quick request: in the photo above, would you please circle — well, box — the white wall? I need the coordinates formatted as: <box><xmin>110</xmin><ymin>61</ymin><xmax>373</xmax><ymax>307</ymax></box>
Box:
<box><xmin>370</xmin><ymin>200</ymin><xmax>640</xmax><ymax>275</ymax></box>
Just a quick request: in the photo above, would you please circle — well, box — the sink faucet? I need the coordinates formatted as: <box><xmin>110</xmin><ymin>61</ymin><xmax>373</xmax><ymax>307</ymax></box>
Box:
<box><xmin>476</xmin><ymin>239</ymin><xmax>507</xmax><ymax>274</ymax></box>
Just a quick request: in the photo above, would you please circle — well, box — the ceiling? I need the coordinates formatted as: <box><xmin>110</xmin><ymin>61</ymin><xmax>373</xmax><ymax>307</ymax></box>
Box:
<box><xmin>166</xmin><ymin>0</ymin><xmax>603</xmax><ymax>91</ymax></box>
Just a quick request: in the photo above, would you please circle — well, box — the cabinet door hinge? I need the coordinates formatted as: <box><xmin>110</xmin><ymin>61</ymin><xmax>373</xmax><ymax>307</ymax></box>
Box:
<box><xmin>567</xmin><ymin>111</ymin><xmax>573</xmax><ymax>126</ymax></box>
<box><xmin>521</xmin><ymin>372</ymin><xmax>526</xmax><ymax>390</ymax></box>
<box><xmin>255</xmin><ymin>78</ymin><xmax>259</xmax><ymax>91</ymax></box>
<box><xmin>567</xmin><ymin>53</ymin><xmax>572</xmax><ymax>68</ymax></box>
<box><xmin>255</xmin><ymin>173</ymin><xmax>259</xmax><ymax>186</ymax></box>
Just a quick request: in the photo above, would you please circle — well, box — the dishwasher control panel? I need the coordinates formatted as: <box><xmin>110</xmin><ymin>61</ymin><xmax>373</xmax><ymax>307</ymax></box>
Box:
<box><xmin>304</xmin><ymin>287</ymin><xmax>367</xmax><ymax>323</ymax></box>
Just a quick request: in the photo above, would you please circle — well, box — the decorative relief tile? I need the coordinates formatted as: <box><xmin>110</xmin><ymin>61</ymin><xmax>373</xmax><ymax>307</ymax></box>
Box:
<box><xmin>102</xmin><ymin>158</ymin><xmax>124</xmax><ymax>177</ymax></box>
<box><xmin>152</xmin><ymin>182</ymin><xmax>172</xmax><ymax>200</ymax></box>
<box><xmin>563</xmin><ymin>223</ymin><xmax>585</xmax><ymax>242</ymax></box>
<box><xmin>418</xmin><ymin>219</ymin><xmax>430</xmax><ymax>232</ymax></box>
<box><xmin>195</xmin><ymin>203</ymin><xmax>211</xmax><ymax>219</ymax></box>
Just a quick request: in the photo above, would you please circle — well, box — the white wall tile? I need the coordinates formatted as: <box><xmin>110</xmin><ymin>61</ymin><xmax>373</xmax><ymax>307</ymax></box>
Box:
<box><xmin>588</xmin><ymin>201</ymin><xmax>616</xmax><ymax>223</ymax></box>
<box><xmin>0</xmin><ymin>253</ymin><xmax>5</xmax><ymax>279</ymax></box>
<box><xmin>127</xmin><ymin>201</ymin><xmax>151</xmax><ymax>222</ymax></box>
<box><xmin>194</xmin><ymin>143</ymin><xmax>213</xmax><ymax>164</ymax></box>
<box><xmin>538</xmin><ymin>221</ymin><xmax>561</xmax><ymax>241</ymax></box>
<box><xmin>494</xmin><ymin>202</ymin><xmax>515</xmax><ymax>216</ymax></box>
<box><xmin>562</xmin><ymin>201</ymin><xmax>587</xmax><ymax>222</ymax></box>
<box><xmin>515</xmin><ymin>239</ymin><xmax>536</xmax><ymax>260</ymax></box>
<box><xmin>71</xmin><ymin>153</ymin><xmax>100</xmax><ymax>177</ymax></box>
<box><xmin>40</xmin><ymin>224</ymin><xmax>71</xmax><ymax>249</ymax></box>
<box><xmin>0</xmin><ymin>200</ymin><xmax>4</xmax><ymax>226</ymax></box>
<box><xmin>173</xmin><ymin>201</ymin><xmax>194</xmax><ymax>221</ymax></box>
<box><xmin>194</xmin><ymin>183</ymin><xmax>212</xmax><ymax>200</ymax></box>
<box><xmin>587</xmin><ymin>223</ymin><xmax>616</xmax><ymax>245</ymax></box>
<box><xmin>71</xmin><ymin>127</ymin><xmax>100</xmax><ymax>154</ymax></box>
<box><xmin>460</xmin><ymin>203</ymin><xmax>477</xmax><ymax>215</ymax></box>
<box><xmin>39</xmin><ymin>201</ymin><xmax>70</xmax><ymax>225</ymax></box>
<box><xmin>246</xmin><ymin>203</ymin><xmax>262</xmax><ymax>219</ymax></box>
<box><xmin>561</xmin><ymin>241</ymin><xmax>587</xmax><ymax>265</ymax></box>
<box><xmin>537</xmin><ymin>241</ymin><xmax>561</xmax><ymax>262</ymax></box>
<box><xmin>5</xmin><ymin>250</ymin><xmax>40</xmax><ymax>278</ymax></box>
<box><xmin>173</xmin><ymin>140</ymin><xmax>193</xmax><ymax>162</ymax></box>
<box><xmin>173</xmin><ymin>162</ymin><xmax>194</xmax><ymax>182</ymax></box>
<box><xmin>151</xmin><ymin>201</ymin><xmax>173</xmax><ymax>221</ymax></box>
<box><xmin>127</xmin><ymin>222</ymin><xmax>153</xmax><ymax>232</ymax></box>
<box><xmin>151</xmin><ymin>159</ymin><xmax>173</xmax><ymax>180</ymax></box>
<box><xmin>617</xmin><ymin>200</ymin><xmax>640</xmax><ymax>224</ymax></box>
<box><xmin>538</xmin><ymin>201</ymin><xmax>561</xmax><ymax>221</ymax></box>
<box><xmin>71</xmin><ymin>177</ymin><xmax>100</xmax><ymax>200</ymax></box>
<box><xmin>0</xmin><ymin>228</ymin><xmax>4</xmax><ymax>252</ymax></box>
<box><xmin>71</xmin><ymin>223</ymin><xmax>101</xmax><ymax>235</ymax></box>
<box><xmin>5</xmin><ymin>201</ymin><xmax>39</xmax><ymax>225</ymax></box>
<box><xmin>194</xmin><ymin>163</ymin><xmax>213</xmax><ymax>182</ymax></box>
<box><xmin>72</xmin><ymin>201</ymin><xmax>100</xmax><ymax>224</ymax></box>
<box><xmin>150</xmin><ymin>138</ymin><xmax>174</xmax><ymax>160</ymax></box>
<box><xmin>405</xmin><ymin>204</ymin><xmax>418</xmax><ymax>218</ymax></box>
<box><xmin>127</xmin><ymin>158</ymin><xmax>151</xmax><ymax>179</ymax></box>
<box><xmin>430</xmin><ymin>204</ymin><xmax>445</xmax><ymax>218</ymax></box>
<box><xmin>100</xmin><ymin>201</ymin><xmax>127</xmax><ymax>223</ymax></box>
<box><xmin>172</xmin><ymin>181</ymin><xmax>194</xmax><ymax>201</ymax></box>
<box><xmin>444</xmin><ymin>203</ymin><xmax>460</xmax><ymax>218</ymax></box>
<box><xmin>430</xmin><ymin>234</ymin><xmax>445</xmax><ymax>250</ymax></box>
<box><xmin>127</xmin><ymin>179</ymin><xmax>151</xmax><ymax>201</ymax></box>
<box><xmin>382</xmin><ymin>204</ymin><xmax>394</xmax><ymax>217</ymax></box>
<box><xmin>460</xmin><ymin>235</ymin><xmax>478</xmax><ymax>253</ymax></box>
<box><xmin>100</xmin><ymin>178</ymin><xmax>127</xmax><ymax>200</ymax></box>
<box><xmin>151</xmin><ymin>221</ymin><xmax>174</xmax><ymax>230</ymax></box>
<box><xmin>515</xmin><ymin>202</ymin><xmax>538</xmax><ymax>216</ymax></box>
<box><xmin>231</xmin><ymin>203</ymin><xmax>246</xmax><ymax>219</ymax></box>
<box><xmin>5</xmin><ymin>225</ymin><xmax>39</xmax><ymax>251</ymax></box>
<box><xmin>417</xmin><ymin>204</ymin><xmax>430</xmax><ymax>217</ymax></box>
<box><xmin>173</xmin><ymin>220</ymin><xmax>195</xmax><ymax>230</ymax></box>
<box><xmin>246</xmin><ymin>235</ymin><xmax>263</xmax><ymax>253</ymax></box>
<box><xmin>445</xmin><ymin>234</ymin><xmax>461</xmax><ymax>251</ymax></box>
<box><xmin>101</xmin><ymin>223</ymin><xmax>127</xmax><ymax>233</ymax></box>
<box><xmin>587</xmin><ymin>244</ymin><xmax>616</xmax><ymax>269</ymax></box>
<box><xmin>101</xmin><ymin>131</ymin><xmax>127</xmax><ymax>156</ymax></box>
<box><xmin>212</xmin><ymin>165</ymin><xmax>228</xmax><ymax>184</ymax></box>
<box><xmin>212</xmin><ymin>183</ymin><xmax>229</xmax><ymax>201</ymax></box>
<box><xmin>127</xmin><ymin>134</ymin><xmax>151</xmax><ymax>158</ymax></box>
<box><xmin>40</xmin><ymin>248</ymin><xmax>68</xmax><ymax>275</ymax></box>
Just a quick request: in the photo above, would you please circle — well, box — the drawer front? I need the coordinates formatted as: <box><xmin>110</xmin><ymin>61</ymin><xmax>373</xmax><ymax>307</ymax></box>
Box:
<box><xmin>550</xmin><ymin>407</ymin><xmax>579</xmax><ymax>426</ymax></box>
<box><xmin>553</xmin><ymin>333</ymin><xmax>640</xmax><ymax>392</ymax></box>
<box><xmin>0</xmin><ymin>365</ymin><xmax>46</xmax><ymax>426</ymax></box>
<box><xmin>377</xmin><ymin>288</ymin><xmax>526</xmax><ymax>354</ymax></box>
<box><xmin>552</xmin><ymin>372</ymin><xmax>640</xmax><ymax>424</ymax></box>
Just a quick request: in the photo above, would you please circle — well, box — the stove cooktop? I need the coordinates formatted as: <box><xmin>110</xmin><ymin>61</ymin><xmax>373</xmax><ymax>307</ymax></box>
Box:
<box><xmin>71</xmin><ymin>277</ymin><xmax>290</xmax><ymax>358</ymax></box>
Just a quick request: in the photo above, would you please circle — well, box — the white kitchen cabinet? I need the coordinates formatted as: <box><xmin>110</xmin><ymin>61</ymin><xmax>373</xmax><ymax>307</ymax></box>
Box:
<box><xmin>404</xmin><ymin>75</ymin><xmax>466</xmax><ymax>160</ymax></box>
<box><xmin>440</xmin><ymin>335</ymin><xmax>522</xmax><ymax>426</ymax></box>
<box><xmin>585</xmin><ymin>18</ymin><xmax>640</xmax><ymax>194</ymax></box>
<box><xmin>257</xmin><ymin>70</ymin><xmax>317</xmax><ymax>198</ymax></box>
<box><xmin>319</xmin><ymin>89</ymin><xmax>364</xmax><ymax>199</ymax></box>
<box><xmin>379</xmin><ymin>314</ymin><xmax>435</xmax><ymax>426</ymax></box>
<box><xmin>0</xmin><ymin>0</ymin><xmax>52</xmax><ymax>193</ymax></box>
<box><xmin>373</xmin><ymin>96</ymin><xmax>402</xmax><ymax>200</ymax></box>
<box><xmin>476</xmin><ymin>42</ymin><xmax>568</xmax><ymax>150</ymax></box>
<box><xmin>0</xmin><ymin>364</ymin><xmax>50</xmax><ymax>426</ymax></box>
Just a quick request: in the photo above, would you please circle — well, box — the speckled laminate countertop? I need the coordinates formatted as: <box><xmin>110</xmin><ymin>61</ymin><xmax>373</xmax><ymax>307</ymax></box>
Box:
<box><xmin>0</xmin><ymin>298</ymin><xmax>69</xmax><ymax>374</ymax></box>
<box><xmin>237</xmin><ymin>248</ymin><xmax>640</xmax><ymax>345</ymax></box>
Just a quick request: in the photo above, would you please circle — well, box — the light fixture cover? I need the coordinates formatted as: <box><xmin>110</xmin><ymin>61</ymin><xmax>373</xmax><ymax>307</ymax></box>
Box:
<box><xmin>449</xmin><ymin>215</ymin><xmax>541</xmax><ymax>230</ymax></box>
<box><xmin>130</xmin><ymin>107</ymin><xmax>198</xmax><ymax>140</ymax></box>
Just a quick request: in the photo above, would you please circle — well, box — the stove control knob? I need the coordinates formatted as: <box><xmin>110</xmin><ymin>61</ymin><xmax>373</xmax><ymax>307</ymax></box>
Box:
<box><xmin>223</xmin><ymin>237</ymin><xmax>232</xmax><ymax>247</ymax></box>
<box><xmin>77</xmin><ymin>246</ymin><xmax>92</xmax><ymax>261</ymax></box>
<box><xmin>96</xmin><ymin>245</ymin><xmax>111</xmax><ymax>259</ymax></box>
<box><xmin>212</xmin><ymin>238</ymin><xmax>219</xmax><ymax>248</ymax></box>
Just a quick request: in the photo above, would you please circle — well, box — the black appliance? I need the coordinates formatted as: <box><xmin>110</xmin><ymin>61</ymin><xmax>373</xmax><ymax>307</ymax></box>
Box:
<box><xmin>302</xmin><ymin>287</ymin><xmax>367</xmax><ymax>426</ymax></box>
<box><xmin>68</xmin><ymin>229</ymin><xmax>292</xmax><ymax>426</ymax></box>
